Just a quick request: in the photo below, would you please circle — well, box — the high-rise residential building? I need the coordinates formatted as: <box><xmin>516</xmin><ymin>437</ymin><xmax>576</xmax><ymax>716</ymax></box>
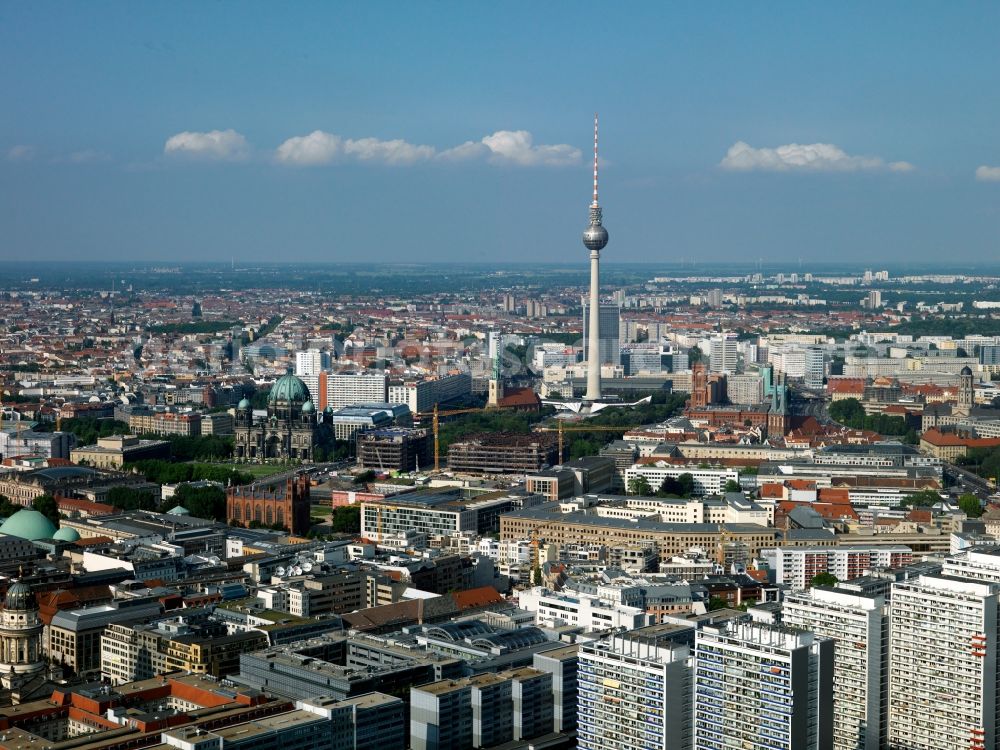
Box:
<box><xmin>582</xmin><ymin>303</ymin><xmax>621</xmax><ymax>367</ymax></box>
<box><xmin>295</xmin><ymin>349</ymin><xmax>330</xmax><ymax>377</ymax></box>
<box><xmin>782</xmin><ymin>587</ymin><xmax>888</xmax><ymax>750</ymax></box>
<box><xmin>388</xmin><ymin>373</ymin><xmax>471</xmax><ymax>413</ymax></box>
<box><xmin>804</xmin><ymin>347</ymin><xmax>826</xmax><ymax>389</ymax></box>
<box><xmin>727</xmin><ymin>373</ymin><xmax>764</xmax><ymax>405</ymax></box>
<box><xmin>709</xmin><ymin>334</ymin><xmax>738</xmax><ymax>374</ymax></box>
<box><xmin>888</xmin><ymin>574</ymin><xmax>1000</xmax><ymax>750</ymax></box>
<box><xmin>707</xmin><ymin>289</ymin><xmax>723</xmax><ymax>308</ymax></box>
<box><xmin>694</xmin><ymin>621</ymin><xmax>834</xmax><ymax>750</ymax></box>
<box><xmin>867</xmin><ymin>290</ymin><xmax>882</xmax><ymax>309</ymax></box>
<box><xmin>578</xmin><ymin>624</ymin><xmax>694</xmax><ymax>750</ymax></box>
<box><xmin>533</xmin><ymin>645</ymin><xmax>579</xmax><ymax>733</ymax></box>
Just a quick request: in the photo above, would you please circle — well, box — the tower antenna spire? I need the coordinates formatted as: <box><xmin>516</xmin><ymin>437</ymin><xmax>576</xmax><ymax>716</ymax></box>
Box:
<box><xmin>593</xmin><ymin>112</ymin><xmax>599</xmax><ymax>208</ymax></box>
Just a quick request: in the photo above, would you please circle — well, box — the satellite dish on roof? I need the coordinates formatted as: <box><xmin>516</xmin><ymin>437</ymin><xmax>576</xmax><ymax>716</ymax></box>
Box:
<box><xmin>301</xmin><ymin>562</ymin><xmax>313</xmax><ymax>572</ymax></box>
<box><xmin>275</xmin><ymin>567</ymin><xmax>286</xmax><ymax>577</ymax></box>
<box><xmin>292</xmin><ymin>566</ymin><xmax>302</xmax><ymax>576</ymax></box>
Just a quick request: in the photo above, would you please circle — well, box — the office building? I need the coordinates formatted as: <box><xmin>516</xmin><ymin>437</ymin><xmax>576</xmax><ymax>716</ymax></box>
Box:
<box><xmin>325</xmin><ymin>403</ymin><xmax>410</xmax><ymax>441</ymax></box>
<box><xmin>297</xmin><ymin>694</ymin><xmax>407</xmax><ymax>750</ymax></box>
<box><xmin>295</xmin><ymin>349</ymin><xmax>331</xmax><ymax>377</ymax></box>
<box><xmin>888</xmin><ymin>574</ymin><xmax>1000</xmax><ymax>749</ymax></box>
<box><xmin>70</xmin><ymin>435</ymin><xmax>170</xmax><ymax>469</ymax></box>
<box><xmin>694</xmin><ymin>621</ymin><xmax>834</xmax><ymax>750</ymax></box>
<box><xmin>389</xmin><ymin>374</ymin><xmax>471</xmax><ymax>413</ymax></box>
<box><xmin>782</xmin><ymin>587</ymin><xmax>888</xmax><ymax>750</ymax></box>
<box><xmin>709</xmin><ymin>334</ymin><xmax>738</xmax><ymax>374</ymax></box>
<box><xmin>804</xmin><ymin>347</ymin><xmax>826</xmax><ymax>389</ymax></box>
<box><xmin>446</xmin><ymin>433</ymin><xmax>559</xmax><ymax>475</ymax></box>
<box><xmin>578</xmin><ymin>624</ymin><xmax>694</xmax><ymax>750</ymax></box>
<box><xmin>357</xmin><ymin>427</ymin><xmax>432</xmax><ymax>472</ymax></box>
<box><xmin>582</xmin><ymin>303</ymin><xmax>621</xmax><ymax>367</ymax></box>
<box><xmin>624</xmin><ymin>464</ymin><xmax>740</xmax><ymax>496</ymax></box>
<box><xmin>410</xmin><ymin>668</ymin><xmax>554</xmax><ymax>750</ymax></box>
<box><xmin>361</xmin><ymin>488</ymin><xmax>534</xmax><ymax>541</ymax></box>
<box><xmin>980</xmin><ymin>345</ymin><xmax>1000</xmax><ymax>366</ymax></box>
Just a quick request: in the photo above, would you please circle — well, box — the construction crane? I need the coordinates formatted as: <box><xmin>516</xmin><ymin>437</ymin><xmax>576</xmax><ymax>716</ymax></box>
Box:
<box><xmin>534</xmin><ymin>420</ymin><xmax>640</xmax><ymax>463</ymax></box>
<box><xmin>419</xmin><ymin>402</ymin><xmax>521</xmax><ymax>473</ymax></box>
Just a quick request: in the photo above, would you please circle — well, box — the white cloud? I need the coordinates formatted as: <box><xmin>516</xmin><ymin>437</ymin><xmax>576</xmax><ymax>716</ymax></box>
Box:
<box><xmin>164</xmin><ymin>129</ymin><xmax>248</xmax><ymax>161</ymax></box>
<box><xmin>275</xmin><ymin>131</ymin><xmax>433</xmax><ymax>166</ymax></box>
<box><xmin>274</xmin><ymin>130</ymin><xmax>342</xmax><ymax>165</ymax></box>
<box><xmin>276</xmin><ymin>129</ymin><xmax>579</xmax><ymax>167</ymax></box>
<box><xmin>342</xmin><ymin>137</ymin><xmax>434</xmax><ymax>165</ymax></box>
<box><xmin>720</xmin><ymin>141</ymin><xmax>911</xmax><ymax>173</ymax></box>
<box><xmin>976</xmin><ymin>165</ymin><xmax>1000</xmax><ymax>182</ymax></box>
<box><xmin>479</xmin><ymin>130</ymin><xmax>581</xmax><ymax>166</ymax></box>
<box><xmin>67</xmin><ymin>149</ymin><xmax>111</xmax><ymax>164</ymax></box>
<box><xmin>436</xmin><ymin>140</ymin><xmax>489</xmax><ymax>162</ymax></box>
<box><xmin>6</xmin><ymin>145</ymin><xmax>35</xmax><ymax>162</ymax></box>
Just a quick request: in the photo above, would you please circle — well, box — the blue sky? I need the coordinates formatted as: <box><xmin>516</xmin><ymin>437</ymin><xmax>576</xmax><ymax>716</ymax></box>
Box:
<box><xmin>2</xmin><ymin>2</ymin><xmax>999</xmax><ymax>265</ymax></box>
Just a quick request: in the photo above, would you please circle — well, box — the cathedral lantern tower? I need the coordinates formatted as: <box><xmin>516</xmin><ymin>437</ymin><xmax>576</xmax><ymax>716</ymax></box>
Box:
<box><xmin>0</xmin><ymin>578</ymin><xmax>44</xmax><ymax>690</ymax></box>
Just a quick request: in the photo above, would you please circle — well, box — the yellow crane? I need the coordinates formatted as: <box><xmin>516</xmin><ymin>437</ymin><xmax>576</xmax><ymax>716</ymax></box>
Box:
<box><xmin>534</xmin><ymin>420</ymin><xmax>640</xmax><ymax>463</ymax></box>
<box><xmin>419</xmin><ymin>402</ymin><xmax>521</xmax><ymax>473</ymax></box>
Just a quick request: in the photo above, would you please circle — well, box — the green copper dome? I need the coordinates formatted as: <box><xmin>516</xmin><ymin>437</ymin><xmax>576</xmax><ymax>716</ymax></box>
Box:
<box><xmin>237</xmin><ymin>398</ymin><xmax>251</xmax><ymax>410</ymax></box>
<box><xmin>302</xmin><ymin>400</ymin><xmax>315</xmax><ymax>413</ymax></box>
<box><xmin>4</xmin><ymin>580</ymin><xmax>36</xmax><ymax>611</ymax></box>
<box><xmin>268</xmin><ymin>373</ymin><xmax>311</xmax><ymax>404</ymax></box>
<box><xmin>53</xmin><ymin>527</ymin><xmax>80</xmax><ymax>542</ymax></box>
<box><xmin>0</xmin><ymin>509</ymin><xmax>57</xmax><ymax>541</ymax></box>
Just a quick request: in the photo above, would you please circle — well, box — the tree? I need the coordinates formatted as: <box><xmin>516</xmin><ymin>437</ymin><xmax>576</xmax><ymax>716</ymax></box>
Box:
<box><xmin>628</xmin><ymin>476</ymin><xmax>653</xmax><ymax>496</ymax></box>
<box><xmin>170</xmin><ymin>485</ymin><xmax>227</xmax><ymax>521</ymax></box>
<box><xmin>107</xmin><ymin>486</ymin><xmax>157</xmax><ymax>511</ymax></box>
<box><xmin>532</xmin><ymin>564</ymin><xmax>543</xmax><ymax>587</ymax></box>
<box><xmin>354</xmin><ymin>470</ymin><xmax>377</xmax><ymax>485</ymax></box>
<box><xmin>724</xmin><ymin>479</ymin><xmax>742</xmax><ymax>493</ymax></box>
<box><xmin>810</xmin><ymin>572</ymin><xmax>839</xmax><ymax>588</ymax></box>
<box><xmin>330</xmin><ymin>505</ymin><xmax>361</xmax><ymax>534</ymax></box>
<box><xmin>901</xmin><ymin>489</ymin><xmax>942</xmax><ymax>508</ymax></box>
<box><xmin>32</xmin><ymin>495</ymin><xmax>60</xmax><ymax>527</ymax></box>
<box><xmin>707</xmin><ymin>596</ymin><xmax>729</xmax><ymax>611</ymax></box>
<box><xmin>959</xmin><ymin>493</ymin><xmax>984</xmax><ymax>518</ymax></box>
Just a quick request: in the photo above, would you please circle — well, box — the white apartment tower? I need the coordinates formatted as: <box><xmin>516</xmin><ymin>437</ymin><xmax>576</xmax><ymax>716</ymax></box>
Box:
<box><xmin>578</xmin><ymin>625</ymin><xmax>693</xmax><ymax>750</ymax></box>
<box><xmin>782</xmin><ymin>587</ymin><xmax>888</xmax><ymax>750</ymax></box>
<box><xmin>694</xmin><ymin>621</ymin><xmax>834</xmax><ymax>750</ymax></box>
<box><xmin>888</xmin><ymin>574</ymin><xmax>1000</xmax><ymax>750</ymax></box>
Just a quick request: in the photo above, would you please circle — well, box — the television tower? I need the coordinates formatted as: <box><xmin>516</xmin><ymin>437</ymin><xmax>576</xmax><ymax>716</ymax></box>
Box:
<box><xmin>583</xmin><ymin>113</ymin><xmax>609</xmax><ymax>401</ymax></box>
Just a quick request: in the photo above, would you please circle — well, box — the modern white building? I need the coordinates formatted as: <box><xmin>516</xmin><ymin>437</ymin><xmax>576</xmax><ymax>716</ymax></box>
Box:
<box><xmin>709</xmin><ymin>334</ymin><xmax>738</xmax><ymax>375</ymax></box>
<box><xmin>578</xmin><ymin>624</ymin><xmax>694</xmax><ymax>750</ymax></box>
<box><xmin>694</xmin><ymin>621</ymin><xmax>834</xmax><ymax>750</ymax></box>
<box><xmin>782</xmin><ymin>587</ymin><xmax>888</xmax><ymax>750</ymax></box>
<box><xmin>516</xmin><ymin>587</ymin><xmax>651</xmax><ymax>632</ymax></box>
<box><xmin>624</xmin><ymin>464</ymin><xmax>740</xmax><ymax>496</ymax></box>
<box><xmin>772</xmin><ymin>546</ymin><xmax>913</xmax><ymax>589</ymax></box>
<box><xmin>804</xmin><ymin>347</ymin><xmax>826</xmax><ymax>389</ymax></box>
<box><xmin>888</xmin><ymin>574</ymin><xmax>1000</xmax><ymax>750</ymax></box>
<box><xmin>389</xmin><ymin>373</ymin><xmax>471</xmax><ymax>413</ymax></box>
<box><xmin>294</xmin><ymin>349</ymin><xmax>330</xmax><ymax>377</ymax></box>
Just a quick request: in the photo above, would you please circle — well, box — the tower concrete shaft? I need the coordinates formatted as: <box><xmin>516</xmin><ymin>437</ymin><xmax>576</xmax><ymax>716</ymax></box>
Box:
<box><xmin>582</xmin><ymin>113</ymin><xmax>608</xmax><ymax>401</ymax></box>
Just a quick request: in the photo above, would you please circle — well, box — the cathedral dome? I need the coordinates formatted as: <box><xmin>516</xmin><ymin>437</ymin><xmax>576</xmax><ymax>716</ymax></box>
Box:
<box><xmin>961</xmin><ymin>366</ymin><xmax>973</xmax><ymax>376</ymax></box>
<box><xmin>237</xmin><ymin>398</ymin><xmax>251</xmax><ymax>410</ymax></box>
<box><xmin>268</xmin><ymin>373</ymin><xmax>311</xmax><ymax>404</ymax></box>
<box><xmin>302</xmin><ymin>400</ymin><xmax>315</xmax><ymax>413</ymax></box>
<box><xmin>53</xmin><ymin>527</ymin><xmax>80</xmax><ymax>542</ymax></box>
<box><xmin>0</xmin><ymin>510</ymin><xmax>56</xmax><ymax>541</ymax></box>
<box><xmin>4</xmin><ymin>581</ymin><xmax>35</xmax><ymax>611</ymax></box>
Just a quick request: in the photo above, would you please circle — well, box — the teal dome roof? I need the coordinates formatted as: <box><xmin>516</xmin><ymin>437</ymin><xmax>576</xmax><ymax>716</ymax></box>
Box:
<box><xmin>302</xmin><ymin>400</ymin><xmax>315</xmax><ymax>413</ymax></box>
<box><xmin>268</xmin><ymin>373</ymin><xmax>311</xmax><ymax>404</ymax></box>
<box><xmin>53</xmin><ymin>527</ymin><xmax>80</xmax><ymax>542</ymax></box>
<box><xmin>0</xmin><ymin>510</ymin><xmax>57</xmax><ymax>541</ymax></box>
<box><xmin>166</xmin><ymin>505</ymin><xmax>191</xmax><ymax>516</ymax></box>
<box><xmin>237</xmin><ymin>398</ymin><xmax>251</xmax><ymax>410</ymax></box>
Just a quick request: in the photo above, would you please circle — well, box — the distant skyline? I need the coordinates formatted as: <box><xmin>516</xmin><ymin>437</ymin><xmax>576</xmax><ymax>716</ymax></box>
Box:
<box><xmin>2</xmin><ymin>2</ymin><xmax>999</xmax><ymax>264</ymax></box>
